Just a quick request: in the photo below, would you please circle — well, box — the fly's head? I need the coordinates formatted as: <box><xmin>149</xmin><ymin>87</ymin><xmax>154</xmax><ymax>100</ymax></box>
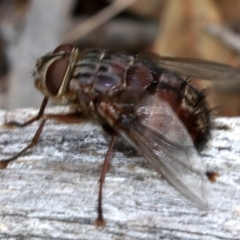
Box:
<box><xmin>34</xmin><ymin>44</ymin><xmax>79</xmax><ymax>103</ymax></box>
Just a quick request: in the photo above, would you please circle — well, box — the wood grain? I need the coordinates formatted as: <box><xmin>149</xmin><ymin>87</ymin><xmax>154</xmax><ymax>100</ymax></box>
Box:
<box><xmin>0</xmin><ymin>107</ymin><xmax>240</xmax><ymax>239</ymax></box>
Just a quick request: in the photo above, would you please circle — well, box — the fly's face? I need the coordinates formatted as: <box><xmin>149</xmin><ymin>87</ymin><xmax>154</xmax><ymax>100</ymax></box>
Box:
<box><xmin>34</xmin><ymin>44</ymin><xmax>79</xmax><ymax>103</ymax></box>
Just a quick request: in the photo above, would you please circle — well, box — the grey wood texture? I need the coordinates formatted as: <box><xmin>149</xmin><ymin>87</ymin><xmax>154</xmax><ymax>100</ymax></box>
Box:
<box><xmin>0</xmin><ymin>107</ymin><xmax>240</xmax><ymax>240</ymax></box>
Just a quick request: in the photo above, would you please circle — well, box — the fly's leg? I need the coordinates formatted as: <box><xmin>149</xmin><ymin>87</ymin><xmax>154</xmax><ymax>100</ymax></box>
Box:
<box><xmin>0</xmin><ymin>110</ymin><xmax>84</xmax><ymax>169</ymax></box>
<box><xmin>5</xmin><ymin>97</ymin><xmax>48</xmax><ymax>127</ymax></box>
<box><xmin>44</xmin><ymin>112</ymin><xmax>83</xmax><ymax>124</ymax></box>
<box><xmin>0</xmin><ymin>116</ymin><xmax>48</xmax><ymax>169</ymax></box>
<box><xmin>0</xmin><ymin>97</ymin><xmax>48</xmax><ymax>168</ymax></box>
<box><xmin>95</xmin><ymin>134</ymin><xmax>117</xmax><ymax>228</ymax></box>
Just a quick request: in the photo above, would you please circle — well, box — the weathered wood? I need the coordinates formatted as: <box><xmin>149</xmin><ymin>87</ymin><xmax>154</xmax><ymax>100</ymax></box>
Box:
<box><xmin>0</xmin><ymin>107</ymin><xmax>240</xmax><ymax>239</ymax></box>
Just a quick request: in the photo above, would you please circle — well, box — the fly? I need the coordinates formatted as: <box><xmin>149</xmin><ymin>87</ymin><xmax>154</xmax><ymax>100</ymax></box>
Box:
<box><xmin>1</xmin><ymin>44</ymin><xmax>240</xmax><ymax>227</ymax></box>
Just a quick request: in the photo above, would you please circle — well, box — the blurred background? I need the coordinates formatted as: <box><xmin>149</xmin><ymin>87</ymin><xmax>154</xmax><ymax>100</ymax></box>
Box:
<box><xmin>0</xmin><ymin>0</ymin><xmax>240</xmax><ymax>115</ymax></box>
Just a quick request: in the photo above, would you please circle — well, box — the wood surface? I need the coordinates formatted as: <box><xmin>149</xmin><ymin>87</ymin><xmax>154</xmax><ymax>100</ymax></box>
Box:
<box><xmin>0</xmin><ymin>107</ymin><xmax>240</xmax><ymax>240</ymax></box>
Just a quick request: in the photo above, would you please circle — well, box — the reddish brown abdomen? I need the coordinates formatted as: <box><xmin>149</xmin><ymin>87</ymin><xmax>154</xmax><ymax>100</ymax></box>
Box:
<box><xmin>152</xmin><ymin>70</ymin><xmax>210</xmax><ymax>148</ymax></box>
<box><xmin>126</xmin><ymin>59</ymin><xmax>211</xmax><ymax>148</ymax></box>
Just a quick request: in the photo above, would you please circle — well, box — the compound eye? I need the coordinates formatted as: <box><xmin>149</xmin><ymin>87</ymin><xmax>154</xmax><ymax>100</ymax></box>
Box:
<box><xmin>53</xmin><ymin>44</ymin><xmax>73</xmax><ymax>55</ymax></box>
<box><xmin>45</xmin><ymin>58</ymin><xmax>69</xmax><ymax>95</ymax></box>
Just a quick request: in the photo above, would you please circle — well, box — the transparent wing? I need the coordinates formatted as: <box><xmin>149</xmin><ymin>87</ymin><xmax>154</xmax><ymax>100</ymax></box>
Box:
<box><xmin>139</xmin><ymin>53</ymin><xmax>240</xmax><ymax>81</ymax></box>
<box><xmin>118</xmin><ymin>95</ymin><xmax>208</xmax><ymax>209</ymax></box>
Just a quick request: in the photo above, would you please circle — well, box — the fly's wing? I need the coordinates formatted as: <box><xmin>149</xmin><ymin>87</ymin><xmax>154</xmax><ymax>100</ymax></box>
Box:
<box><xmin>118</xmin><ymin>95</ymin><xmax>208</xmax><ymax>209</ymax></box>
<box><xmin>139</xmin><ymin>53</ymin><xmax>240</xmax><ymax>81</ymax></box>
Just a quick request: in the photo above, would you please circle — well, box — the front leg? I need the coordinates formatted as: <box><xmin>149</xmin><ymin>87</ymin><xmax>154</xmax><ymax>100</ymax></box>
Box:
<box><xmin>0</xmin><ymin>116</ymin><xmax>48</xmax><ymax>169</ymax></box>
<box><xmin>5</xmin><ymin>97</ymin><xmax>48</xmax><ymax>127</ymax></box>
<box><xmin>0</xmin><ymin>102</ymin><xmax>83</xmax><ymax>169</ymax></box>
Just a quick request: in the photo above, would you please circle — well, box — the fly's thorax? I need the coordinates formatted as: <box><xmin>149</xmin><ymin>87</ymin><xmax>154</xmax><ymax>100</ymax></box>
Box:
<box><xmin>34</xmin><ymin>44</ymin><xmax>79</xmax><ymax>104</ymax></box>
<box><xmin>68</xmin><ymin>49</ymin><xmax>155</xmax><ymax>118</ymax></box>
<box><xmin>70</xmin><ymin>49</ymin><xmax>135</xmax><ymax>95</ymax></box>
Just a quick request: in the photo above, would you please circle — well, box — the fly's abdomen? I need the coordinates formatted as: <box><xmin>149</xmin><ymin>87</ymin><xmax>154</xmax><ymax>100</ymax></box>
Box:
<box><xmin>152</xmin><ymin>70</ymin><xmax>211</xmax><ymax>147</ymax></box>
<box><xmin>115</xmin><ymin>56</ymin><xmax>211</xmax><ymax>147</ymax></box>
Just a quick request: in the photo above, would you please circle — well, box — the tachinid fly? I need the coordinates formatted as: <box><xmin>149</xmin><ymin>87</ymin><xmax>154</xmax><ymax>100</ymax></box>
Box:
<box><xmin>1</xmin><ymin>44</ymin><xmax>240</xmax><ymax>227</ymax></box>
